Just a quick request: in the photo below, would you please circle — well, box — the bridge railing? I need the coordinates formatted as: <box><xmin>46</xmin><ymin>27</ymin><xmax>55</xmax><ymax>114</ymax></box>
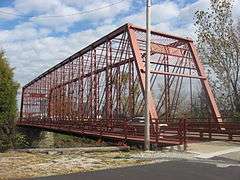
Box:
<box><xmin>155</xmin><ymin>117</ymin><xmax>240</xmax><ymax>142</ymax></box>
<box><xmin>18</xmin><ymin>116</ymin><xmax>187</xmax><ymax>146</ymax></box>
<box><xmin>17</xmin><ymin>116</ymin><xmax>240</xmax><ymax>148</ymax></box>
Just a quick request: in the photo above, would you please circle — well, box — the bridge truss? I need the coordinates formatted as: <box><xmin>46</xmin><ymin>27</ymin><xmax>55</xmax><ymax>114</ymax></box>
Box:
<box><xmin>18</xmin><ymin>23</ymin><xmax>225</xmax><ymax>146</ymax></box>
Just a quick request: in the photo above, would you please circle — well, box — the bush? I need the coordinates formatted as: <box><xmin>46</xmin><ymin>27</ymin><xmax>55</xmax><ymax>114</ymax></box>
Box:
<box><xmin>14</xmin><ymin>133</ymin><xmax>30</xmax><ymax>149</ymax></box>
<box><xmin>0</xmin><ymin>50</ymin><xmax>19</xmax><ymax>151</ymax></box>
<box><xmin>0</xmin><ymin>133</ymin><xmax>11</xmax><ymax>152</ymax></box>
<box><xmin>0</xmin><ymin>123</ymin><xmax>15</xmax><ymax>152</ymax></box>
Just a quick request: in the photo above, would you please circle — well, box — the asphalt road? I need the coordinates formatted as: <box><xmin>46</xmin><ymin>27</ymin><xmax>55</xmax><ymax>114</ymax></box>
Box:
<box><xmin>29</xmin><ymin>160</ymin><xmax>240</xmax><ymax>180</ymax></box>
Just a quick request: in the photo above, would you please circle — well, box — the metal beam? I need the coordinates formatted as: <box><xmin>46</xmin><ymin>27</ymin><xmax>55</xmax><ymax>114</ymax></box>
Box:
<box><xmin>188</xmin><ymin>42</ymin><xmax>222</xmax><ymax>123</ymax></box>
<box><xmin>127</xmin><ymin>25</ymin><xmax>158</xmax><ymax>120</ymax></box>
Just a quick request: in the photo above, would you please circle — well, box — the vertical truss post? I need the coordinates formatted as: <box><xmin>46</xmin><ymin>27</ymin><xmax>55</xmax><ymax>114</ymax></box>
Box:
<box><xmin>164</xmin><ymin>56</ymin><xmax>170</xmax><ymax>122</ymax></box>
<box><xmin>93</xmin><ymin>49</ymin><xmax>98</xmax><ymax>124</ymax></box>
<box><xmin>70</xmin><ymin>61</ymin><xmax>74</xmax><ymax>124</ymax></box>
<box><xmin>20</xmin><ymin>87</ymin><xmax>25</xmax><ymax>121</ymax></box>
<box><xmin>109</xmin><ymin>41</ymin><xmax>113</xmax><ymax>128</ymax></box>
<box><xmin>81</xmin><ymin>58</ymin><xmax>84</xmax><ymax>124</ymax></box>
<box><xmin>90</xmin><ymin>50</ymin><xmax>94</xmax><ymax>127</ymax></box>
<box><xmin>105</xmin><ymin>41</ymin><xmax>110</xmax><ymax>130</ymax></box>
<box><xmin>47</xmin><ymin>75</ymin><xmax>51</xmax><ymax>118</ymax></box>
<box><xmin>116</xmin><ymin>65</ymin><xmax>121</xmax><ymax>117</ymax></box>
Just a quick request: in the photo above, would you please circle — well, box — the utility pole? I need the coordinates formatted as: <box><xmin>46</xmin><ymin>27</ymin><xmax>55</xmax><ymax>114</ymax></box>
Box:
<box><xmin>144</xmin><ymin>0</ymin><xmax>151</xmax><ymax>151</ymax></box>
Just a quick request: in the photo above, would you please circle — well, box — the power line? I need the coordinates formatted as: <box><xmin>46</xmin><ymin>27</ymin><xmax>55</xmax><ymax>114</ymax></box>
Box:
<box><xmin>0</xmin><ymin>0</ymin><xmax>126</xmax><ymax>19</ymax></box>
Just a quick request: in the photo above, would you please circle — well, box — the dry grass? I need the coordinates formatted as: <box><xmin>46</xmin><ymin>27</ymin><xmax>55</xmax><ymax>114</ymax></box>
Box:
<box><xmin>0</xmin><ymin>150</ymin><xmax>151</xmax><ymax>179</ymax></box>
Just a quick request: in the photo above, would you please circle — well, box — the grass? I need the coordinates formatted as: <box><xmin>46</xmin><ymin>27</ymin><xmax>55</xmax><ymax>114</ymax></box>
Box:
<box><xmin>0</xmin><ymin>150</ymin><xmax>151</xmax><ymax>180</ymax></box>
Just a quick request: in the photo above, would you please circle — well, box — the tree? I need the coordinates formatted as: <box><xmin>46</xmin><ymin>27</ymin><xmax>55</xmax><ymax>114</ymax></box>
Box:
<box><xmin>195</xmin><ymin>0</ymin><xmax>240</xmax><ymax>117</ymax></box>
<box><xmin>0</xmin><ymin>50</ymin><xmax>19</xmax><ymax>151</ymax></box>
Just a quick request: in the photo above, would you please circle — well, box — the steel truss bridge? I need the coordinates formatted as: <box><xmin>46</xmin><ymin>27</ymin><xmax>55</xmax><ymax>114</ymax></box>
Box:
<box><xmin>17</xmin><ymin>23</ymin><xmax>240</xmax><ymax>147</ymax></box>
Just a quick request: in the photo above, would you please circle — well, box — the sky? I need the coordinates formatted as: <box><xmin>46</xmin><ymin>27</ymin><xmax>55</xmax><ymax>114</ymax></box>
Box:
<box><xmin>0</xmin><ymin>0</ymin><xmax>240</xmax><ymax>93</ymax></box>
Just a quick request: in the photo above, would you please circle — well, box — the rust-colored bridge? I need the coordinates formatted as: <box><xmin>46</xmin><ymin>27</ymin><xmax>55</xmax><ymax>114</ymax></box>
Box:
<box><xmin>17</xmin><ymin>23</ymin><xmax>240</xmax><ymax>147</ymax></box>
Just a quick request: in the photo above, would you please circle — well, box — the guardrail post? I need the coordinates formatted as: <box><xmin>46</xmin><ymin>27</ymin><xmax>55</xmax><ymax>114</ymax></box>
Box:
<box><xmin>208</xmin><ymin>118</ymin><xmax>212</xmax><ymax>140</ymax></box>
<box><xmin>155</xmin><ymin>118</ymin><xmax>159</xmax><ymax>146</ymax></box>
<box><xmin>228</xmin><ymin>132</ymin><xmax>233</xmax><ymax>140</ymax></box>
<box><xmin>183</xmin><ymin>119</ymin><xmax>187</xmax><ymax>151</ymax></box>
<box><xmin>178</xmin><ymin>120</ymin><xmax>182</xmax><ymax>145</ymax></box>
<box><xmin>200</xmin><ymin>131</ymin><xmax>203</xmax><ymax>139</ymax></box>
<box><xmin>124</xmin><ymin>118</ymin><xmax>128</xmax><ymax>141</ymax></box>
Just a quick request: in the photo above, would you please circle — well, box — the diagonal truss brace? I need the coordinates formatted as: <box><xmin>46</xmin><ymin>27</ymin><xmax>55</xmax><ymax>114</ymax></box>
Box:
<box><xmin>127</xmin><ymin>25</ymin><xmax>158</xmax><ymax>120</ymax></box>
<box><xmin>188</xmin><ymin>42</ymin><xmax>223</xmax><ymax>123</ymax></box>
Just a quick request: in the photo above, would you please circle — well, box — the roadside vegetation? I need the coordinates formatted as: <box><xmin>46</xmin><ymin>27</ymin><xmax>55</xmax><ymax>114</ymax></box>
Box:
<box><xmin>53</xmin><ymin>133</ymin><xmax>108</xmax><ymax>148</ymax></box>
<box><xmin>0</xmin><ymin>50</ymin><xmax>19</xmax><ymax>152</ymax></box>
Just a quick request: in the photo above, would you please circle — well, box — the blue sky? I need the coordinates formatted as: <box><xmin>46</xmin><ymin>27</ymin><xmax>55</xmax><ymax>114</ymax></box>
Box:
<box><xmin>0</xmin><ymin>0</ymin><xmax>240</xmax><ymax>91</ymax></box>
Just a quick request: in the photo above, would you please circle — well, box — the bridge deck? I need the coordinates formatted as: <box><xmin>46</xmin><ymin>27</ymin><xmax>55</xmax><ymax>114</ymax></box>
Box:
<box><xmin>17</xmin><ymin>119</ymin><xmax>185</xmax><ymax>146</ymax></box>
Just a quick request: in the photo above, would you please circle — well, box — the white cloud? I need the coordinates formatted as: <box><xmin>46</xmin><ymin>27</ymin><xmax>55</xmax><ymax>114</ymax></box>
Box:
<box><xmin>0</xmin><ymin>7</ymin><xmax>19</xmax><ymax>20</ymax></box>
<box><xmin>123</xmin><ymin>12</ymin><xmax>145</xmax><ymax>26</ymax></box>
<box><xmin>14</xmin><ymin>0</ymin><xmax>60</xmax><ymax>14</ymax></box>
<box><xmin>79</xmin><ymin>0</ymin><xmax>132</xmax><ymax>22</ymax></box>
<box><xmin>12</xmin><ymin>0</ymin><xmax>132</xmax><ymax>32</ymax></box>
<box><xmin>152</xmin><ymin>1</ymin><xmax>180</xmax><ymax>23</ymax></box>
<box><xmin>30</xmin><ymin>5</ymin><xmax>81</xmax><ymax>32</ymax></box>
<box><xmin>0</xmin><ymin>22</ymin><xmax>50</xmax><ymax>42</ymax></box>
<box><xmin>123</xmin><ymin>1</ymin><xmax>180</xmax><ymax>26</ymax></box>
<box><xmin>123</xmin><ymin>1</ymin><xmax>180</xmax><ymax>28</ymax></box>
